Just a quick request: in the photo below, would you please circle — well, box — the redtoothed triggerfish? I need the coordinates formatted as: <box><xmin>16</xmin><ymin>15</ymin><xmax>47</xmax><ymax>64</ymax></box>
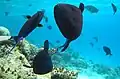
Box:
<box><xmin>9</xmin><ymin>10</ymin><xmax>44</xmax><ymax>52</ymax></box>
<box><xmin>54</xmin><ymin>3</ymin><xmax>84</xmax><ymax>52</ymax></box>
<box><xmin>23</xmin><ymin>40</ymin><xmax>53</xmax><ymax>75</ymax></box>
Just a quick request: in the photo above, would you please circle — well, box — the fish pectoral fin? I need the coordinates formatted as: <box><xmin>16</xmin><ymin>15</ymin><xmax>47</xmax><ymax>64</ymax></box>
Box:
<box><xmin>23</xmin><ymin>64</ymin><xmax>32</xmax><ymax>68</ymax></box>
<box><xmin>38</xmin><ymin>24</ymin><xmax>43</xmax><ymax>27</ymax></box>
<box><xmin>23</xmin><ymin>15</ymin><xmax>31</xmax><ymax>19</ymax></box>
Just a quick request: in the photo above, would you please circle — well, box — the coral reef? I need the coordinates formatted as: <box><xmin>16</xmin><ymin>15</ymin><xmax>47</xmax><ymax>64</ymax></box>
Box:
<box><xmin>51</xmin><ymin>67</ymin><xmax>78</xmax><ymax>79</ymax></box>
<box><xmin>0</xmin><ymin>26</ymin><xmax>10</xmax><ymax>36</ymax></box>
<box><xmin>0</xmin><ymin>45</ymin><xmax>37</xmax><ymax>79</ymax></box>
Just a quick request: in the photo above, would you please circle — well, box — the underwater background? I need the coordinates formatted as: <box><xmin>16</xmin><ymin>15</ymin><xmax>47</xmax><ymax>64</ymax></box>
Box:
<box><xmin>0</xmin><ymin>0</ymin><xmax>120</xmax><ymax>79</ymax></box>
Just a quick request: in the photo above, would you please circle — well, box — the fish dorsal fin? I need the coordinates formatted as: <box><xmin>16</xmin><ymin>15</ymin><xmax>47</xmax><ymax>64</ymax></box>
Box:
<box><xmin>26</xmin><ymin>15</ymin><xmax>31</xmax><ymax>19</ymax></box>
<box><xmin>37</xmin><ymin>24</ymin><xmax>43</xmax><ymax>27</ymax></box>
<box><xmin>44</xmin><ymin>40</ymin><xmax>49</xmax><ymax>52</ymax></box>
<box><xmin>23</xmin><ymin>15</ymin><xmax>31</xmax><ymax>19</ymax></box>
<box><xmin>79</xmin><ymin>3</ymin><xmax>84</xmax><ymax>13</ymax></box>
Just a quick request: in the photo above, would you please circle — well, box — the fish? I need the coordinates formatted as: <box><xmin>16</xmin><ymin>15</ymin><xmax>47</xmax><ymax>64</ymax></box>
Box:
<box><xmin>56</xmin><ymin>40</ymin><xmax>60</xmax><ymax>43</ymax></box>
<box><xmin>8</xmin><ymin>10</ymin><xmax>45</xmax><ymax>52</ymax></box>
<box><xmin>93</xmin><ymin>37</ymin><xmax>98</xmax><ymax>42</ymax></box>
<box><xmin>4</xmin><ymin>12</ymin><xmax>9</xmax><ymax>16</ymax></box>
<box><xmin>89</xmin><ymin>42</ymin><xmax>94</xmax><ymax>47</ymax></box>
<box><xmin>111</xmin><ymin>3</ymin><xmax>117</xmax><ymax>15</ymax></box>
<box><xmin>85</xmin><ymin>5</ymin><xmax>99</xmax><ymax>13</ymax></box>
<box><xmin>103</xmin><ymin>46</ymin><xmax>112</xmax><ymax>56</ymax></box>
<box><xmin>23</xmin><ymin>40</ymin><xmax>53</xmax><ymax>75</ymax></box>
<box><xmin>54</xmin><ymin>3</ymin><xmax>84</xmax><ymax>52</ymax></box>
<box><xmin>47</xmin><ymin>25</ymin><xmax>52</xmax><ymax>30</ymax></box>
<box><xmin>28</xmin><ymin>4</ymin><xmax>32</xmax><ymax>7</ymax></box>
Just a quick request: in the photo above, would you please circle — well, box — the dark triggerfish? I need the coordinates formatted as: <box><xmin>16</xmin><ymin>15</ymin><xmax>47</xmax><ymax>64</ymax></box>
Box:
<box><xmin>111</xmin><ymin>3</ymin><xmax>117</xmax><ymax>15</ymax></box>
<box><xmin>9</xmin><ymin>10</ymin><xmax>44</xmax><ymax>52</ymax></box>
<box><xmin>23</xmin><ymin>40</ymin><xmax>53</xmax><ymax>74</ymax></box>
<box><xmin>54</xmin><ymin>3</ymin><xmax>84</xmax><ymax>52</ymax></box>
<box><xmin>103</xmin><ymin>46</ymin><xmax>112</xmax><ymax>56</ymax></box>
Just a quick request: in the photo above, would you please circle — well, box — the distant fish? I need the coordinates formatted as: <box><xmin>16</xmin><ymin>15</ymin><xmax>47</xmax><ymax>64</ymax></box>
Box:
<box><xmin>111</xmin><ymin>3</ymin><xmax>117</xmax><ymax>15</ymax></box>
<box><xmin>47</xmin><ymin>25</ymin><xmax>52</xmax><ymax>30</ymax></box>
<box><xmin>89</xmin><ymin>42</ymin><xmax>94</xmax><ymax>47</ymax></box>
<box><xmin>54</xmin><ymin>3</ymin><xmax>84</xmax><ymax>52</ymax></box>
<box><xmin>93</xmin><ymin>36</ymin><xmax>98</xmax><ymax>42</ymax></box>
<box><xmin>28</xmin><ymin>4</ymin><xmax>32</xmax><ymax>7</ymax></box>
<box><xmin>23</xmin><ymin>40</ymin><xmax>53</xmax><ymax>75</ymax></box>
<box><xmin>5</xmin><ymin>0</ymin><xmax>10</xmax><ymax>1</ymax></box>
<box><xmin>9</xmin><ymin>10</ymin><xmax>45</xmax><ymax>52</ymax></box>
<box><xmin>85</xmin><ymin>5</ymin><xmax>99</xmax><ymax>13</ymax></box>
<box><xmin>103</xmin><ymin>46</ymin><xmax>112</xmax><ymax>56</ymax></box>
<box><xmin>56</xmin><ymin>40</ymin><xmax>60</xmax><ymax>43</ymax></box>
<box><xmin>4</xmin><ymin>12</ymin><xmax>9</xmax><ymax>16</ymax></box>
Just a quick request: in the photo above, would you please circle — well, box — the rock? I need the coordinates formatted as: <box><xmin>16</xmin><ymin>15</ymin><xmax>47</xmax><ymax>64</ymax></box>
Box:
<box><xmin>0</xmin><ymin>46</ymin><xmax>37</xmax><ymax>79</ymax></box>
<box><xmin>0</xmin><ymin>26</ymin><xmax>10</xmax><ymax>36</ymax></box>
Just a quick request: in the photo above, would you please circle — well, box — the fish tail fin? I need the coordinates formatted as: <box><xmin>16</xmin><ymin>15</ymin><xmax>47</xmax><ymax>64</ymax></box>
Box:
<box><xmin>57</xmin><ymin>39</ymin><xmax>71</xmax><ymax>52</ymax></box>
<box><xmin>44</xmin><ymin>40</ymin><xmax>49</xmax><ymax>52</ymax></box>
<box><xmin>9</xmin><ymin>36</ymin><xmax>19</xmax><ymax>43</ymax></box>
<box><xmin>79</xmin><ymin>3</ymin><xmax>84</xmax><ymax>13</ymax></box>
<box><xmin>8</xmin><ymin>36</ymin><xmax>23</xmax><ymax>53</ymax></box>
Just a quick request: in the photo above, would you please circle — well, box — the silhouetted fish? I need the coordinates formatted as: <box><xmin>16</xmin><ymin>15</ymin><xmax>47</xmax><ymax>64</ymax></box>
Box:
<box><xmin>4</xmin><ymin>12</ymin><xmax>9</xmax><ymax>16</ymax></box>
<box><xmin>111</xmin><ymin>3</ymin><xmax>117</xmax><ymax>15</ymax></box>
<box><xmin>54</xmin><ymin>3</ymin><xmax>84</xmax><ymax>52</ymax></box>
<box><xmin>85</xmin><ymin>5</ymin><xmax>99</xmax><ymax>13</ymax></box>
<box><xmin>103</xmin><ymin>46</ymin><xmax>112</xmax><ymax>56</ymax></box>
<box><xmin>56</xmin><ymin>40</ymin><xmax>60</xmax><ymax>43</ymax></box>
<box><xmin>9</xmin><ymin>10</ymin><xmax>45</xmax><ymax>52</ymax></box>
<box><xmin>93</xmin><ymin>36</ymin><xmax>98</xmax><ymax>42</ymax></box>
<box><xmin>23</xmin><ymin>40</ymin><xmax>53</xmax><ymax>74</ymax></box>
<box><xmin>89</xmin><ymin>42</ymin><xmax>94</xmax><ymax>47</ymax></box>
<box><xmin>28</xmin><ymin>4</ymin><xmax>32</xmax><ymax>7</ymax></box>
<box><xmin>47</xmin><ymin>25</ymin><xmax>52</xmax><ymax>30</ymax></box>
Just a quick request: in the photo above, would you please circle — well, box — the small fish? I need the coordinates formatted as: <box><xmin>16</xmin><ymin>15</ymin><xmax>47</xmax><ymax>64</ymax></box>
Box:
<box><xmin>28</xmin><ymin>4</ymin><xmax>32</xmax><ymax>7</ymax></box>
<box><xmin>111</xmin><ymin>3</ymin><xmax>117</xmax><ymax>15</ymax></box>
<box><xmin>85</xmin><ymin>5</ymin><xmax>99</xmax><ymax>13</ymax></box>
<box><xmin>47</xmin><ymin>25</ymin><xmax>52</xmax><ymax>30</ymax></box>
<box><xmin>9</xmin><ymin>10</ymin><xmax>45</xmax><ymax>52</ymax></box>
<box><xmin>56</xmin><ymin>40</ymin><xmax>60</xmax><ymax>43</ymax></box>
<box><xmin>4</xmin><ymin>12</ymin><xmax>9</xmax><ymax>16</ymax></box>
<box><xmin>23</xmin><ymin>40</ymin><xmax>53</xmax><ymax>75</ymax></box>
<box><xmin>103</xmin><ymin>46</ymin><xmax>112</xmax><ymax>56</ymax></box>
<box><xmin>89</xmin><ymin>42</ymin><xmax>94</xmax><ymax>47</ymax></box>
<box><xmin>93</xmin><ymin>37</ymin><xmax>98</xmax><ymax>42</ymax></box>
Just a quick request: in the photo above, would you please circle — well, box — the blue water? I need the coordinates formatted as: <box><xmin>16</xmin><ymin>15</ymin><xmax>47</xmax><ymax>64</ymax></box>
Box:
<box><xmin>0</xmin><ymin>0</ymin><xmax>120</xmax><ymax>68</ymax></box>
